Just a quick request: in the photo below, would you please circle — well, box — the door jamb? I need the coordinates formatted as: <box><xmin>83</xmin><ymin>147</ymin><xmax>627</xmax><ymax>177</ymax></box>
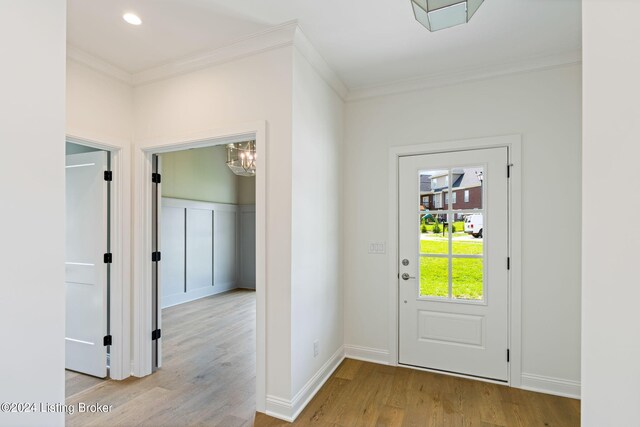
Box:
<box><xmin>132</xmin><ymin>121</ymin><xmax>267</xmax><ymax>413</ymax></box>
<box><xmin>387</xmin><ymin>134</ymin><xmax>522</xmax><ymax>388</ymax></box>
<box><xmin>66</xmin><ymin>133</ymin><xmax>131</xmax><ymax>381</ymax></box>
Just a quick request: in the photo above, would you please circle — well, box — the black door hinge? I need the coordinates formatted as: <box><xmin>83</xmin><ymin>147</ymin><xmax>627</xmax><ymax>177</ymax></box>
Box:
<box><xmin>507</xmin><ymin>349</ymin><xmax>510</xmax><ymax>362</ymax></box>
<box><xmin>152</xmin><ymin>173</ymin><xmax>162</xmax><ymax>184</ymax></box>
<box><xmin>152</xmin><ymin>329</ymin><xmax>162</xmax><ymax>341</ymax></box>
<box><xmin>103</xmin><ymin>335</ymin><xmax>112</xmax><ymax>346</ymax></box>
<box><xmin>507</xmin><ymin>164</ymin><xmax>513</xmax><ymax>178</ymax></box>
<box><xmin>104</xmin><ymin>253</ymin><xmax>113</xmax><ymax>264</ymax></box>
<box><xmin>507</xmin><ymin>257</ymin><xmax>511</xmax><ymax>270</ymax></box>
<box><xmin>152</xmin><ymin>251</ymin><xmax>161</xmax><ymax>262</ymax></box>
<box><xmin>104</xmin><ymin>171</ymin><xmax>113</xmax><ymax>182</ymax></box>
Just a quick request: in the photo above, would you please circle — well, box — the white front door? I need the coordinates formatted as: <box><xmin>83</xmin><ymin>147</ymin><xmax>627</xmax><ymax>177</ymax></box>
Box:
<box><xmin>65</xmin><ymin>151</ymin><xmax>109</xmax><ymax>378</ymax></box>
<box><xmin>398</xmin><ymin>147</ymin><xmax>509</xmax><ymax>381</ymax></box>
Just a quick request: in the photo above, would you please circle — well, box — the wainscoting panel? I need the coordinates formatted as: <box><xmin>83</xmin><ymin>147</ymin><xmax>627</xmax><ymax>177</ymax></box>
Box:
<box><xmin>214</xmin><ymin>210</ymin><xmax>237</xmax><ymax>288</ymax></box>
<box><xmin>161</xmin><ymin>198</ymin><xmax>241</xmax><ymax>308</ymax></box>
<box><xmin>239</xmin><ymin>205</ymin><xmax>256</xmax><ymax>289</ymax></box>
<box><xmin>186</xmin><ymin>208</ymin><xmax>213</xmax><ymax>290</ymax></box>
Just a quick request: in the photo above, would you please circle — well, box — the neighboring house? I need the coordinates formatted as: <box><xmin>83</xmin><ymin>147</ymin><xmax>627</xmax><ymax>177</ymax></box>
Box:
<box><xmin>419</xmin><ymin>168</ymin><xmax>483</xmax><ymax>217</ymax></box>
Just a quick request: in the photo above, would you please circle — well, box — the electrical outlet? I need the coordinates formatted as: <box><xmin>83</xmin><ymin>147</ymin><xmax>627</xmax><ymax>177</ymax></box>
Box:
<box><xmin>313</xmin><ymin>340</ymin><xmax>319</xmax><ymax>357</ymax></box>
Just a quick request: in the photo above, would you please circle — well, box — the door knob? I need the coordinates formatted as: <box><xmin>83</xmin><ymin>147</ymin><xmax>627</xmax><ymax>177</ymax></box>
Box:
<box><xmin>402</xmin><ymin>273</ymin><xmax>415</xmax><ymax>280</ymax></box>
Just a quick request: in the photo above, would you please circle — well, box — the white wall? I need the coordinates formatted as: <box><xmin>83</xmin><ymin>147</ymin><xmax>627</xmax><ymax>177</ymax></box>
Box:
<box><xmin>133</xmin><ymin>47</ymin><xmax>294</xmax><ymax>401</ymax></box>
<box><xmin>344</xmin><ymin>65</ymin><xmax>582</xmax><ymax>393</ymax></box>
<box><xmin>290</xmin><ymin>48</ymin><xmax>345</xmax><ymax>402</ymax></box>
<box><xmin>582</xmin><ymin>2</ymin><xmax>640</xmax><ymax>425</ymax></box>
<box><xmin>67</xmin><ymin>59</ymin><xmax>133</xmax><ymax>144</ymax></box>
<box><xmin>0</xmin><ymin>1</ymin><xmax>66</xmax><ymax>426</ymax></box>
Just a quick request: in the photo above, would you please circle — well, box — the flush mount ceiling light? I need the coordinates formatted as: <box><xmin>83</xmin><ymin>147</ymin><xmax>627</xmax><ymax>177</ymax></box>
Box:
<box><xmin>411</xmin><ymin>0</ymin><xmax>484</xmax><ymax>32</ymax></box>
<box><xmin>123</xmin><ymin>12</ymin><xmax>142</xmax><ymax>26</ymax></box>
<box><xmin>226</xmin><ymin>141</ymin><xmax>256</xmax><ymax>177</ymax></box>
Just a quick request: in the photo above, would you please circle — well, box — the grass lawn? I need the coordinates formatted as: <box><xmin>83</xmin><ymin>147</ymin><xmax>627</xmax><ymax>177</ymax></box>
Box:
<box><xmin>419</xmin><ymin>237</ymin><xmax>483</xmax><ymax>255</ymax></box>
<box><xmin>419</xmin><ymin>236</ymin><xmax>484</xmax><ymax>300</ymax></box>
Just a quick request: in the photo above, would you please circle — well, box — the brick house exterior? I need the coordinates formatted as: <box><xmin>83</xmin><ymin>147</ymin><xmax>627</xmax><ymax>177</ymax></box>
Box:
<box><xmin>419</xmin><ymin>168</ymin><xmax>483</xmax><ymax>215</ymax></box>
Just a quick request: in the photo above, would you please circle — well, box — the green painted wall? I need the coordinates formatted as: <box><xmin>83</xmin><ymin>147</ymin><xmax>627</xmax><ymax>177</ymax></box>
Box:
<box><xmin>160</xmin><ymin>145</ymin><xmax>255</xmax><ymax>204</ymax></box>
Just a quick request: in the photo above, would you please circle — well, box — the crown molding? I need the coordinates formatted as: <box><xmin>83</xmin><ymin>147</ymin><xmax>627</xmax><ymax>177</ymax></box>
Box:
<box><xmin>293</xmin><ymin>27</ymin><xmax>349</xmax><ymax>101</ymax></box>
<box><xmin>347</xmin><ymin>49</ymin><xmax>582</xmax><ymax>102</ymax></box>
<box><xmin>131</xmin><ymin>20</ymin><xmax>299</xmax><ymax>86</ymax></box>
<box><xmin>67</xmin><ymin>45</ymin><xmax>133</xmax><ymax>85</ymax></box>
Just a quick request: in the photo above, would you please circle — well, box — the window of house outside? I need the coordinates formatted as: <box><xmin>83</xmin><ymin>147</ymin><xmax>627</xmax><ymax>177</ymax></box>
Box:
<box><xmin>464</xmin><ymin>190</ymin><xmax>469</xmax><ymax>203</ymax></box>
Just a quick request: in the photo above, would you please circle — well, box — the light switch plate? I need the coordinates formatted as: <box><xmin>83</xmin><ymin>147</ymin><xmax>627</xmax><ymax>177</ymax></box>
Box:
<box><xmin>368</xmin><ymin>242</ymin><xmax>386</xmax><ymax>254</ymax></box>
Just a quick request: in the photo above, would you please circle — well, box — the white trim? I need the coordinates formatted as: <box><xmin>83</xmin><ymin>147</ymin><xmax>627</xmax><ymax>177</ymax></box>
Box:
<box><xmin>67</xmin><ymin>45</ymin><xmax>132</xmax><ymax>84</ymax></box>
<box><xmin>387</xmin><ymin>134</ymin><xmax>522</xmax><ymax>388</ymax></box>
<box><xmin>293</xmin><ymin>27</ymin><xmax>348</xmax><ymax>101</ymax></box>
<box><xmin>344</xmin><ymin>345</ymin><xmax>390</xmax><ymax>365</ymax></box>
<box><xmin>162</xmin><ymin>197</ymin><xmax>239</xmax><ymax>211</ymax></box>
<box><xmin>521</xmin><ymin>373</ymin><xmax>581</xmax><ymax>399</ymax></box>
<box><xmin>266</xmin><ymin>346</ymin><xmax>345</xmax><ymax>422</ymax></box>
<box><xmin>132</xmin><ymin>121</ymin><xmax>267</xmax><ymax>413</ymax></box>
<box><xmin>132</xmin><ymin>21</ymin><xmax>298</xmax><ymax>86</ymax></box>
<box><xmin>65</xmin><ymin>134</ymin><xmax>132</xmax><ymax>381</ymax></box>
<box><xmin>348</xmin><ymin>50</ymin><xmax>582</xmax><ymax>102</ymax></box>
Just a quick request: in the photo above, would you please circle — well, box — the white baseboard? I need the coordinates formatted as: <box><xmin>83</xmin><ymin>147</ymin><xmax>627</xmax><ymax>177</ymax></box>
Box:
<box><xmin>266</xmin><ymin>345</ymin><xmax>345</xmax><ymax>422</ymax></box>
<box><xmin>344</xmin><ymin>345</ymin><xmax>390</xmax><ymax>365</ymax></box>
<box><xmin>520</xmin><ymin>373</ymin><xmax>581</xmax><ymax>399</ymax></box>
<box><xmin>161</xmin><ymin>281</ymin><xmax>237</xmax><ymax>308</ymax></box>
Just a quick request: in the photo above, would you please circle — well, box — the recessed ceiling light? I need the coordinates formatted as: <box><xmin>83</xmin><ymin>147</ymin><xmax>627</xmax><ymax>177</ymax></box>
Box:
<box><xmin>123</xmin><ymin>13</ymin><xmax>142</xmax><ymax>26</ymax></box>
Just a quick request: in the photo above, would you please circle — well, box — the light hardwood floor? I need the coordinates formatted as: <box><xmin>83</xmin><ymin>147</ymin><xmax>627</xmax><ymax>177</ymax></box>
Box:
<box><xmin>255</xmin><ymin>359</ymin><xmax>580</xmax><ymax>426</ymax></box>
<box><xmin>66</xmin><ymin>289</ymin><xmax>579</xmax><ymax>426</ymax></box>
<box><xmin>66</xmin><ymin>289</ymin><xmax>257</xmax><ymax>426</ymax></box>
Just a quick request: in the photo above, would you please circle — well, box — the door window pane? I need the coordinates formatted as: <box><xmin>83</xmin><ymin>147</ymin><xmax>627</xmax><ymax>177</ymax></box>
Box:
<box><xmin>452</xmin><ymin>167</ymin><xmax>483</xmax><ymax>211</ymax></box>
<box><xmin>420</xmin><ymin>169</ymin><xmax>449</xmax><ymax>211</ymax></box>
<box><xmin>420</xmin><ymin>213</ymin><xmax>449</xmax><ymax>255</ymax></box>
<box><xmin>420</xmin><ymin>257</ymin><xmax>448</xmax><ymax>298</ymax></box>
<box><xmin>454</xmin><ymin>213</ymin><xmax>483</xmax><ymax>255</ymax></box>
<box><xmin>452</xmin><ymin>258</ymin><xmax>484</xmax><ymax>300</ymax></box>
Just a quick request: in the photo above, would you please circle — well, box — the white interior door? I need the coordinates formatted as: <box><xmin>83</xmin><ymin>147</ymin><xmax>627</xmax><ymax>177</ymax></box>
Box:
<box><xmin>65</xmin><ymin>151</ymin><xmax>109</xmax><ymax>378</ymax></box>
<box><xmin>398</xmin><ymin>147</ymin><xmax>509</xmax><ymax>381</ymax></box>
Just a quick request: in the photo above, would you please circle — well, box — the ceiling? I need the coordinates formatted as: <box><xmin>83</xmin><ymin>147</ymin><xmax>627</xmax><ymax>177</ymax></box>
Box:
<box><xmin>67</xmin><ymin>0</ymin><xmax>582</xmax><ymax>90</ymax></box>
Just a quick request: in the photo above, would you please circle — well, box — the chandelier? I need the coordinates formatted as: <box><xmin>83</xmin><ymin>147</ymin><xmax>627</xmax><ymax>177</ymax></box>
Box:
<box><xmin>226</xmin><ymin>140</ymin><xmax>256</xmax><ymax>177</ymax></box>
<box><xmin>411</xmin><ymin>0</ymin><xmax>484</xmax><ymax>32</ymax></box>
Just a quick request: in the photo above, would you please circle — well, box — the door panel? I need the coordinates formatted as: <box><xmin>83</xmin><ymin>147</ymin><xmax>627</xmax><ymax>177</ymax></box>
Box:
<box><xmin>398</xmin><ymin>147</ymin><xmax>508</xmax><ymax>381</ymax></box>
<box><xmin>160</xmin><ymin>206</ymin><xmax>186</xmax><ymax>299</ymax></box>
<box><xmin>65</xmin><ymin>151</ymin><xmax>109</xmax><ymax>378</ymax></box>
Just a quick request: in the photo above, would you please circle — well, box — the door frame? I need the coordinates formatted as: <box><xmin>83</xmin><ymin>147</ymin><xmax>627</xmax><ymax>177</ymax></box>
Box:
<box><xmin>65</xmin><ymin>133</ymin><xmax>131</xmax><ymax>381</ymax></box>
<box><xmin>132</xmin><ymin>121</ymin><xmax>267</xmax><ymax>412</ymax></box>
<box><xmin>387</xmin><ymin>134</ymin><xmax>522</xmax><ymax>388</ymax></box>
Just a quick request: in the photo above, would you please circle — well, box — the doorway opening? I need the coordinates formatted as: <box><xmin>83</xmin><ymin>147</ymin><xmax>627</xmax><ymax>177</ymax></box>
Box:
<box><xmin>64</xmin><ymin>140</ymin><xmax>111</xmax><ymax>393</ymax></box>
<box><xmin>150</xmin><ymin>143</ymin><xmax>257</xmax><ymax>380</ymax></box>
